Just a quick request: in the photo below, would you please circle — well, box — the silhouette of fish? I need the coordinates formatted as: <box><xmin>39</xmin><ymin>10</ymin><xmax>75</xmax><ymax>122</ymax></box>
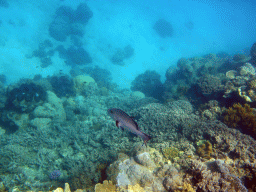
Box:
<box><xmin>107</xmin><ymin>108</ymin><xmax>151</xmax><ymax>146</ymax></box>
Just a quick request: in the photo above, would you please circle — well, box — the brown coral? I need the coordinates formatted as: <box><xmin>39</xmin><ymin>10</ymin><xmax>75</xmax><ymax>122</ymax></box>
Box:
<box><xmin>223</xmin><ymin>103</ymin><xmax>256</xmax><ymax>138</ymax></box>
<box><xmin>196</xmin><ymin>140</ymin><xmax>213</xmax><ymax>159</ymax></box>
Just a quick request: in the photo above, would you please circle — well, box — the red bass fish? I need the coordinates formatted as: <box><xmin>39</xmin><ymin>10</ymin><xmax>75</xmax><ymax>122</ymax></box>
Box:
<box><xmin>108</xmin><ymin>108</ymin><xmax>151</xmax><ymax>146</ymax></box>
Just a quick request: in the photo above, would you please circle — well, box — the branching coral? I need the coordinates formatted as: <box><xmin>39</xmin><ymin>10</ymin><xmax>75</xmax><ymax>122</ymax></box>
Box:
<box><xmin>188</xmin><ymin>160</ymin><xmax>248</xmax><ymax>192</ymax></box>
<box><xmin>223</xmin><ymin>103</ymin><xmax>256</xmax><ymax>137</ymax></box>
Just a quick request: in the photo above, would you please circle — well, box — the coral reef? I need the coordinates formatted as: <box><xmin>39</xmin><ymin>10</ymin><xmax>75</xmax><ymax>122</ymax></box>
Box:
<box><xmin>49</xmin><ymin>3</ymin><xmax>93</xmax><ymax>42</ymax></box>
<box><xmin>196</xmin><ymin>140</ymin><xmax>213</xmax><ymax>159</ymax></box>
<box><xmin>198</xmin><ymin>100</ymin><xmax>222</xmax><ymax>121</ymax></box>
<box><xmin>106</xmin><ymin>150</ymin><xmax>181</xmax><ymax>191</ymax></box>
<box><xmin>164</xmin><ymin>53</ymin><xmax>228</xmax><ymax>102</ymax></box>
<box><xmin>196</xmin><ymin>74</ymin><xmax>224</xmax><ymax>96</ymax></box>
<box><xmin>111</xmin><ymin>45</ymin><xmax>134</xmax><ymax>66</ymax></box>
<box><xmin>153</xmin><ymin>19</ymin><xmax>173</xmax><ymax>38</ymax></box>
<box><xmin>0</xmin><ymin>74</ymin><xmax>6</xmax><ymax>84</ymax></box>
<box><xmin>55</xmin><ymin>45</ymin><xmax>92</xmax><ymax>66</ymax></box>
<box><xmin>131</xmin><ymin>70</ymin><xmax>164</xmax><ymax>101</ymax></box>
<box><xmin>49</xmin><ymin>75</ymin><xmax>75</xmax><ymax>97</ymax></box>
<box><xmin>130</xmin><ymin>91</ymin><xmax>145</xmax><ymax>100</ymax></box>
<box><xmin>95</xmin><ymin>180</ymin><xmax>116</xmax><ymax>192</ymax></box>
<box><xmin>226</xmin><ymin>70</ymin><xmax>237</xmax><ymax>79</ymax></box>
<box><xmin>65</xmin><ymin>46</ymin><xmax>92</xmax><ymax>66</ymax></box>
<box><xmin>29</xmin><ymin>39</ymin><xmax>54</xmax><ymax>68</ymax></box>
<box><xmin>0</xmin><ymin>82</ymin><xmax>7</xmax><ymax>109</ymax></box>
<box><xmin>0</xmin><ymin>0</ymin><xmax>9</xmax><ymax>8</ymax></box>
<box><xmin>1</xmin><ymin>74</ymin><xmax>256</xmax><ymax>192</ymax></box>
<box><xmin>162</xmin><ymin>147</ymin><xmax>180</xmax><ymax>161</ymax></box>
<box><xmin>73</xmin><ymin>75</ymin><xmax>98</xmax><ymax>96</ymax></box>
<box><xmin>33</xmin><ymin>91</ymin><xmax>66</xmax><ymax>123</ymax></box>
<box><xmin>6</xmin><ymin>83</ymin><xmax>46</xmax><ymax>112</ymax></box>
<box><xmin>250</xmin><ymin>42</ymin><xmax>256</xmax><ymax>65</ymax></box>
<box><xmin>78</xmin><ymin>66</ymin><xmax>113</xmax><ymax>89</ymax></box>
<box><xmin>223</xmin><ymin>103</ymin><xmax>256</xmax><ymax>138</ymax></box>
<box><xmin>240</xmin><ymin>62</ymin><xmax>256</xmax><ymax>76</ymax></box>
<box><xmin>132</xmin><ymin>100</ymin><xmax>197</xmax><ymax>143</ymax></box>
<box><xmin>187</xmin><ymin>159</ymin><xmax>248</xmax><ymax>192</ymax></box>
<box><xmin>233</xmin><ymin>53</ymin><xmax>251</xmax><ymax>63</ymax></box>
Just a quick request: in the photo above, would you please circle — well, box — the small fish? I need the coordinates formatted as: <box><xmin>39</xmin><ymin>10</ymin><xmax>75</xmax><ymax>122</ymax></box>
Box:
<box><xmin>107</xmin><ymin>108</ymin><xmax>151</xmax><ymax>146</ymax></box>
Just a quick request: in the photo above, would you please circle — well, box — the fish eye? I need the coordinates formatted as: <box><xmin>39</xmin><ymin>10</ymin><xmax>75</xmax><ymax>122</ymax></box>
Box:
<box><xmin>110</xmin><ymin>110</ymin><xmax>113</xmax><ymax>113</ymax></box>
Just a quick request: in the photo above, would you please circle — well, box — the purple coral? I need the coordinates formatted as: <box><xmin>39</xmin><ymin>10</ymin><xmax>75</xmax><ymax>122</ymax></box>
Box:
<box><xmin>49</xmin><ymin>170</ymin><xmax>61</xmax><ymax>180</ymax></box>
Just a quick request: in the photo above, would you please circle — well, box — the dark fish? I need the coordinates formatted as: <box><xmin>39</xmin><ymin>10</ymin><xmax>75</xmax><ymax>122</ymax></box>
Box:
<box><xmin>107</xmin><ymin>108</ymin><xmax>151</xmax><ymax>146</ymax></box>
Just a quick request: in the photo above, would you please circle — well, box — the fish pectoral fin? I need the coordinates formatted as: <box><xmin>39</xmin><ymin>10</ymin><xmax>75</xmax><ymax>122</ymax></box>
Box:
<box><xmin>116</xmin><ymin>120</ymin><xmax>120</xmax><ymax>128</ymax></box>
<box><xmin>134</xmin><ymin>121</ymin><xmax>140</xmax><ymax>131</ymax></box>
<box><xmin>115</xmin><ymin>121</ymin><xmax>124</xmax><ymax>131</ymax></box>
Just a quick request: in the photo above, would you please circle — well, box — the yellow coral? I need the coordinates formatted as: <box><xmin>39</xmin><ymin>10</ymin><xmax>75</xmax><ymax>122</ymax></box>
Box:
<box><xmin>117</xmin><ymin>184</ymin><xmax>147</xmax><ymax>192</ymax></box>
<box><xmin>174</xmin><ymin>182</ymin><xmax>196</xmax><ymax>192</ymax></box>
<box><xmin>196</xmin><ymin>140</ymin><xmax>213</xmax><ymax>159</ymax></box>
<box><xmin>95</xmin><ymin>180</ymin><xmax>116</xmax><ymax>192</ymax></box>
<box><xmin>162</xmin><ymin>147</ymin><xmax>180</xmax><ymax>161</ymax></box>
<box><xmin>126</xmin><ymin>184</ymin><xmax>146</xmax><ymax>192</ymax></box>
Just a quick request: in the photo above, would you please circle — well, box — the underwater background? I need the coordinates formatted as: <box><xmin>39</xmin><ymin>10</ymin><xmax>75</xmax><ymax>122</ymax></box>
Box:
<box><xmin>0</xmin><ymin>0</ymin><xmax>256</xmax><ymax>191</ymax></box>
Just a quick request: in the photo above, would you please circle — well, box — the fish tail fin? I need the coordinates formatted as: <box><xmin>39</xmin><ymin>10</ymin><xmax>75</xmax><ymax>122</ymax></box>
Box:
<box><xmin>142</xmin><ymin>133</ymin><xmax>152</xmax><ymax>147</ymax></box>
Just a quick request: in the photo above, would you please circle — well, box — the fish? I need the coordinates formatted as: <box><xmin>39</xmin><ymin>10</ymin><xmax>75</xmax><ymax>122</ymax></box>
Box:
<box><xmin>107</xmin><ymin>108</ymin><xmax>151</xmax><ymax>146</ymax></box>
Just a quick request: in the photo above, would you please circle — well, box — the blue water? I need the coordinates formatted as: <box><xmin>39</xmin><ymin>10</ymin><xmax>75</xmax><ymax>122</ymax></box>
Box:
<box><xmin>0</xmin><ymin>0</ymin><xmax>255</xmax><ymax>87</ymax></box>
